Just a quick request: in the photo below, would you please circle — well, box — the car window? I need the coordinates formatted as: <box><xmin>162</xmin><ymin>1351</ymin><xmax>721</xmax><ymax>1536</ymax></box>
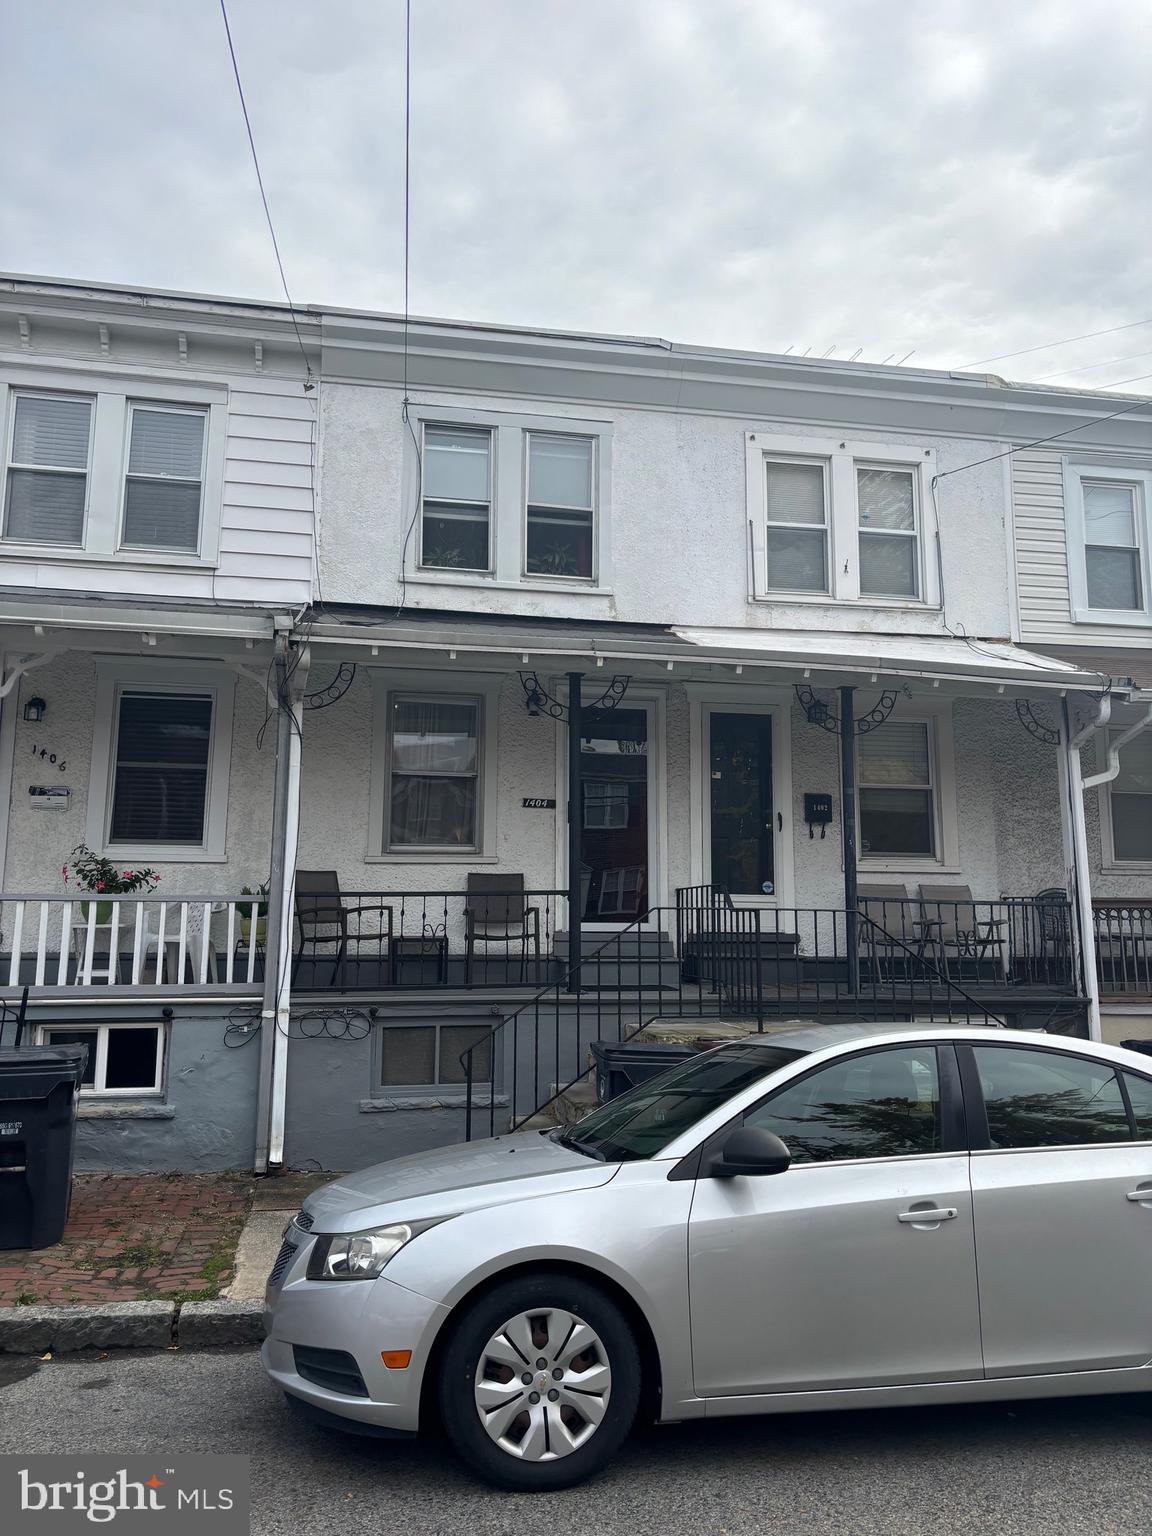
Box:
<box><xmin>1123</xmin><ymin>1071</ymin><xmax>1152</xmax><ymax>1139</ymax></box>
<box><xmin>743</xmin><ymin>1045</ymin><xmax>941</xmax><ymax>1163</ymax></box>
<box><xmin>972</xmin><ymin>1046</ymin><xmax>1130</xmax><ymax>1149</ymax></box>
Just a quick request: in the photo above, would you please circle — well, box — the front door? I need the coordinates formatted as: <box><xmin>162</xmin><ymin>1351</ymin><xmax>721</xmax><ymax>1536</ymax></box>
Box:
<box><xmin>688</xmin><ymin>1043</ymin><xmax>982</xmax><ymax>1396</ymax></box>
<box><xmin>965</xmin><ymin>1042</ymin><xmax>1152</xmax><ymax>1376</ymax></box>
<box><xmin>579</xmin><ymin>704</ymin><xmax>651</xmax><ymax>923</ymax></box>
<box><xmin>708</xmin><ymin>711</ymin><xmax>776</xmax><ymax>897</ymax></box>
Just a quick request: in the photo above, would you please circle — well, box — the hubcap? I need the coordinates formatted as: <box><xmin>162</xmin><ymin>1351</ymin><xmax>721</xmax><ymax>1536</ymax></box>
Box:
<box><xmin>473</xmin><ymin>1307</ymin><xmax>612</xmax><ymax>1460</ymax></box>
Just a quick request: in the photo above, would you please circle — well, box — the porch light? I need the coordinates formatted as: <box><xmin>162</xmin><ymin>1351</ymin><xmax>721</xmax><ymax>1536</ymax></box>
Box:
<box><xmin>22</xmin><ymin>696</ymin><xmax>46</xmax><ymax>723</ymax></box>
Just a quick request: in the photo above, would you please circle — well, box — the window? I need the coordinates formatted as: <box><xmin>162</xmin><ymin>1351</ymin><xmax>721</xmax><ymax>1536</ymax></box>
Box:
<box><xmin>122</xmin><ymin>404</ymin><xmax>206</xmax><ymax>552</ymax></box>
<box><xmin>387</xmin><ymin>694</ymin><xmax>481</xmax><ymax>850</ymax></box>
<box><xmin>1067</xmin><ymin>464</ymin><xmax>1152</xmax><ymax>622</ymax></box>
<box><xmin>420</xmin><ymin>426</ymin><xmax>492</xmax><ymax>571</ymax></box>
<box><xmin>526</xmin><ymin>433</ymin><xmax>595</xmax><ymax>579</ymax></box>
<box><xmin>39</xmin><ymin>1023</ymin><xmax>164</xmax><ymax>1096</ymax></box>
<box><xmin>745</xmin><ymin>1045</ymin><xmax>941</xmax><ymax>1162</ymax></box>
<box><xmin>1107</xmin><ymin>729</ymin><xmax>1152</xmax><ymax>864</ymax></box>
<box><xmin>747</xmin><ymin>434</ymin><xmax>938</xmax><ymax>605</ymax></box>
<box><xmin>1123</xmin><ymin>1072</ymin><xmax>1152</xmax><ymax>1138</ymax></box>
<box><xmin>109</xmin><ymin>692</ymin><xmax>213</xmax><ymax>846</ymax></box>
<box><xmin>859</xmin><ymin>721</ymin><xmax>935</xmax><ymax>858</ymax></box>
<box><xmin>583</xmin><ymin>781</ymin><xmax>629</xmax><ymax>829</ymax></box>
<box><xmin>89</xmin><ymin>661</ymin><xmax>235</xmax><ymax>860</ymax></box>
<box><xmin>764</xmin><ymin>459</ymin><xmax>828</xmax><ymax>592</ymax></box>
<box><xmin>377</xmin><ymin>1020</ymin><xmax>492</xmax><ymax>1090</ymax></box>
<box><xmin>972</xmin><ymin>1046</ymin><xmax>1130</xmax><ymax>1149</ymax></box>
<box><xmin>4</xmin><ymin>392</ymin><xmax>92</xmax><ymax>544</ymax></box>
<box><xmin>857</xmin><ymin>465</ymin><xmax>919</xmax><ymax>598</ymax></box>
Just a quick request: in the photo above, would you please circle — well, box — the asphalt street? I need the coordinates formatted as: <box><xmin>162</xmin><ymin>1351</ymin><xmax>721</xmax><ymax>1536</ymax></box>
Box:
<box><xmin>1</xmin><ymin>1348</ymin><xmax>1150</xmax><ymax>1536</ymax></box>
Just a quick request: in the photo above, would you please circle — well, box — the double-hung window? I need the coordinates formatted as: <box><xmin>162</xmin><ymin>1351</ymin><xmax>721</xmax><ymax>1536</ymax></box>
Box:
<box><xmin>748</xmin><ymin>434</ymin><xmax>937</xmax><ymax>605</ymax></box>
<box><xmin>763</xmin><ymin>460</ymin><xmax>828</xmax><ymax>593</ymax></box>
<box><xmin>857</xmin><ymin>465</ymin><xmax>919</xmax><ymax>598</ymax></box>
<box><xmin>122</xmin><ymin>404</ymin><xmax>207</xmax><ymax>552</ymax></box>
<box><xmin>1067</xmin><ymin>464</ymin><xmax>1152</xmax><ymax>622</ymax></box>
<box><xmin>109</xmin><ymin>691</ymin><xmax>214</xmax><ymax>846</ymax></box>
<box><xmin>525</xmin><ymin>433</ymin><xmax>595</xmax><ymax>579</ymax></box>
<box><xmin>387</xmin><ymin>694</ymin><xmax>482</xmax><ymax>851</ymax></box>
<box><xmin>4</xmin><ymin>392</ymin><xmax>93</xmax><ymax>544</ymax></box>
<box><xmin>420</xmin><ymin>426</ymin><xmax>492</xmax><ymax>572</ymax></box>
<box><xmin>1106</xmin><ymin>729</ymin><xmax>1152</xmax><ymax>865</ymax></box>
<box><xmin>859</xmin><ymin>720</ymin><xmax>936</xmax><ymax>858</ymax></box>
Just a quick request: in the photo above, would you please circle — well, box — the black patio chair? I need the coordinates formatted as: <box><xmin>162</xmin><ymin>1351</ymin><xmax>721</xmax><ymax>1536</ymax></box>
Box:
<box><xmin>464</xmin><ymin>874</ymin><xmax>540</xmax><ymax>985</ymax></box>
<box><xmin>293</xmin><ymin>871</ymin><xmax>394</xmax><ymax>989</ymax></box>
<box><xmin>0</xmin><ymin>987</ymin><xmax>29</xmax><ymax>1049</ymax></box>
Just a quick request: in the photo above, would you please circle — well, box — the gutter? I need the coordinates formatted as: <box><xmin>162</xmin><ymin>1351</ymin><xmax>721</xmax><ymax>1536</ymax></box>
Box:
<box><xmin>1082</xmin><ymin>702</ymin><xmax>1152</xmax><ymax>788</ymax></box>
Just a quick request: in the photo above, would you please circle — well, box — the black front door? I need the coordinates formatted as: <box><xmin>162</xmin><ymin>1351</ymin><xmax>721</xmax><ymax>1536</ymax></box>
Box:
<box><xmin>709</xmin><ymin>711</ymin><xmax>774</xmax><ymax>896</ymax></box>
<box><xmin>579</xmin><ymin>706</ymin><xmax>649</xmax><ymax>922</ymax></box>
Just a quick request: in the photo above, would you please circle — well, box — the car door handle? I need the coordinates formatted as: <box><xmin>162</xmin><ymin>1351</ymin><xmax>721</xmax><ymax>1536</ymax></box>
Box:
<box><xmin>1125</xmin><ymin>1189</ymin><xmax>1152</xmax><ymax>1203</ymax></box>
<box><xmin>897</xmin><ymin>1207</ymin><xmax>957</xmax><ymax>1223</ymax></box>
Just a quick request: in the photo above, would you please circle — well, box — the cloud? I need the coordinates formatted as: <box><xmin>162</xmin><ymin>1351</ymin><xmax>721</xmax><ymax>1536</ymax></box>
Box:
<box><xmin>2</xmin><ymin>0</ymin><xmax>1148</xmax><ymax>386</ymax></box>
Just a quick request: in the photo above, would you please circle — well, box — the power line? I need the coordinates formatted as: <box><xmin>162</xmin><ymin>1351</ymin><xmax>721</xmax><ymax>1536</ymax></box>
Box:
<box><xmin>1092</xmin><ymin>370</ymin><xmax>1152</xmax><ymax>392</ymax></box>
<box><xmin>960</xmin><ymin>316</ymin><xmax>1152</xmax><ymax>372</ymax></box>
<box><xmin>219</xmin><ymin>0</ymin><xmax>312</xmax><ymax>380</ymax></box>
<box><xmin>1033</xmin><ymin>347</ymin><xmax>1152</xmax><ymax>383</ymax></box>
<box><xmin>933</xmin><ymin>395</ymin><xmax>1151</xmax><ymax>485</ymax></box>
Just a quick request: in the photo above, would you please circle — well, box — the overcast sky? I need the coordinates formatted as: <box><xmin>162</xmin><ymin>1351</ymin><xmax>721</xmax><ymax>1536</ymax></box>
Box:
<box><xmin>3</xmin><ymin>0</ymin><xmax>1149</xmax><ymax>388</ymax></box>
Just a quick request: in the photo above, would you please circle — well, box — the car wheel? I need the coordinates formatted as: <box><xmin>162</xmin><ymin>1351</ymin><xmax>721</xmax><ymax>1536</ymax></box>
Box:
<box><xmin>437</xmin><ymin>1270</ymin><xmax>641</xmax><ymax>1491</ymax></box>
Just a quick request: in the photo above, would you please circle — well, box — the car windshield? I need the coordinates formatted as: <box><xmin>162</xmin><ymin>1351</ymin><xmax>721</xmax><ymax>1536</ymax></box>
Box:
<box><xmin>555</xmin><ymin>1043</ymin><xmax>807</xmax><ymax>1163</ymax></box>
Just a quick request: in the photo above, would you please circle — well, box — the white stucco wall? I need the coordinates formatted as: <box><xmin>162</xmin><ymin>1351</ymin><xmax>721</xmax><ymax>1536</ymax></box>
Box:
<box><xmin>318</xmin><ymin>383</ymin><xmax>1012</xmax><ymax>640</ymax></box>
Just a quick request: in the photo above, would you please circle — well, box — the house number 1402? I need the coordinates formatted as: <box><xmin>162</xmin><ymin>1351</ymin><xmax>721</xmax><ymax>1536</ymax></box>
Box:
<box><xmin>30</xmin><ymin>744</ymin><xmax>67</xmax><ymax>772</ymax></box>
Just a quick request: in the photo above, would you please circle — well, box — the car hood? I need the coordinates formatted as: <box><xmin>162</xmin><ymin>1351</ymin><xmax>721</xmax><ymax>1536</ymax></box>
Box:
<box><xmin>302</xmin><ymin>1131</ymin><xmax>618</xmax><ymax>1233</ymax></box>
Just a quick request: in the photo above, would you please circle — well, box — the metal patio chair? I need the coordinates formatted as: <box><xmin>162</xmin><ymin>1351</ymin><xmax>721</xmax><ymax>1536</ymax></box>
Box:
<box><xmin>857</xmin><ymin>883</ymin><xmax>916</xmax><ymax>982</ymax></box>
<box><xmin>918</xmin><ymin>884</ymin><xmax>1007</xmax><ymax>982</ymax></box>
<box><xmin>464</xmin><ymin>874</ymin><xmax>541</xmax><ymax>985</ymax></box>
<box><xmin>294</xmin><ymin>871</ymin><xmax>394</xmax><ymax>989</ymax></box>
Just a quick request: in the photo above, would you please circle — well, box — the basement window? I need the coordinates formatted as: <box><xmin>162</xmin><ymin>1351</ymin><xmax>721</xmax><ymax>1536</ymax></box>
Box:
<box><xmin>375</xmin><ymin>1019</ymin><xmax>493</xmax><ymax>1091</ymax></box>
<box><xmin>38</xmin><ymin>1022</ymin><xmax>165</xmax><ymax>1096</ymax></box>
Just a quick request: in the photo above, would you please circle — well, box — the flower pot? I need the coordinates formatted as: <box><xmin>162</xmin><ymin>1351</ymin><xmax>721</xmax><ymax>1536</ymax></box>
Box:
<box><xmin>240</xmin><ymin>915</ymin><xmax>268</xmax><ymax>945</ymax></box>
<box><xmin>80</xmin><ymin>900</ymin><xmax>114</xmax><ymax>926</ymax></box>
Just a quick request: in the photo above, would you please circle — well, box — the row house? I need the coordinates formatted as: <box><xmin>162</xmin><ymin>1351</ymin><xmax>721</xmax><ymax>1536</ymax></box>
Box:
<box><xmin>0</xmin><ymin>274</ymin><xmax>1149</xmax><ymax>1175</ymax></box>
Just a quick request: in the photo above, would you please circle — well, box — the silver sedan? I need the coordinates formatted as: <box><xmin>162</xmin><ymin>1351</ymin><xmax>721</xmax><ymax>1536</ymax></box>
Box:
<box><xmin>261</xmin><ymin>1023</ymin><xmax>1152</xmax><ymax>1490</ymax></box>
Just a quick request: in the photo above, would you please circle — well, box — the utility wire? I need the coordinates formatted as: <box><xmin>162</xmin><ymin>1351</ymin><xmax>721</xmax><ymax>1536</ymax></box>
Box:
<box><xmin>961</xmin><ymin>316</ymin><xmax>1152</xmax><ymax>372</ymax></box>
<box><xmin>1092</xmin><ymin>370</ymin><xmax>1152</xmax><ymax>393</ymax></box>
<box><xmin>933</xmin><ymin>395</ymin><xmax>1151</xmax><ymax>484</ymax></box>
<box><xmin>219</xmin><ymin>0</ymin><xmax>313</xmax><ymax>381</ymax></box>
<box><xmin>1033</xmin><ymin>347</ymin><xmax>1152</xmax><ymax>383</ymax></box>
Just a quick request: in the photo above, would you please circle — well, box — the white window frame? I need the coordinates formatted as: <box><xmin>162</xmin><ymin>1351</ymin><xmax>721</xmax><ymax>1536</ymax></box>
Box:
<box><xmin>87</xmin><ymin>659</ymin><xmax>236</xmax><ymax>862</ymax></box>
<box><xmin>855</xmin><ymin>705</ymin><xmax>960</xmax><ymax>873</ymax></box>
<box><xmin>418</xmin><ymin>422</ymin><xmax>495</xmax><ymax>575</ymax></box>
<box><xmin>746</xmin><ymin>432</ymin><xmax>939</xmax><ymax>607</ymax></box>
<box><xmin>1098</xmin><ymin>716</ymin><xmax>1152</xmax><ymax>873</ymax></box>
<box><xmin>856</xmin><ymin>461</ymin><xmax>922</xmax><ymax>600</ymax></box>
<box><xmin>761</xmin><ymin>456</ymin><xmax>831</xmax><ymax>595</ymax></box>
<box><xmin>0</xmin><ymin>368</ymin><xmax>226</xmax><ymax>567</ymax></box>
<box><xmin>2</xmin><ymin>389</ymin><xmax>96</xmax><ymax>548</ymax></box>
<box><xmin>523</xmin><ymin>430</ymin><xmax>599</xmax><ymax>583</ymax></box>
<box><xmin>119</xmin><ymin>400</ymin><xmax>210</xmax><ymax>556</ymax></box>
<box><xmin>37</xmin><ymin>1021</ymin><xmax>166</xmax><ymax>1098</ymax></box>
<box><xmin>1065</xmin><ymin>462</ymin><xmax>1152</xmax><ymax>626</ymax></box>
<box><xmin>367</xmin><ymin>669</ymin><xmax>501</xmax><ymax>862</ymax></box>
<box><xmin>402</xmin><ymin>404</ymin><xmax>613</xmax><ymax>594</ymax></box>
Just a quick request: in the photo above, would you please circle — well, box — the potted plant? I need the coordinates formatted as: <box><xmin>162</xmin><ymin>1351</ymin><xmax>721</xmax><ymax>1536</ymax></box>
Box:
<box><xmin>64</xmin><ymin>844</ymin><xmax>160</xmax><ymax>924</ymax></box>
<box><xmin>239</xmin><ymin>882</ymin><xmax>270</xmax><ymax>945</ymax></box>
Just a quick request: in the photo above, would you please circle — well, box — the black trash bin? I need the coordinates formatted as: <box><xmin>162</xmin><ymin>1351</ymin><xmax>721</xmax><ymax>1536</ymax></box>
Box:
<box><xmin>590</xmin><ymin>1039</ymin><xmax>698</xmax><ymax>1105</ymax></box>
<box><xmin>0</xmin><ymin>1044</ymin><xmax>88</xmax><ymax>1250</ymax></box>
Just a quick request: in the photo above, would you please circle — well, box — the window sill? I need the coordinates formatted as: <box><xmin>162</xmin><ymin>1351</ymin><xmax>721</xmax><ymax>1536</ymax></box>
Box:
<box><xmin>77</xmin><ymin>1102</ymin><xmax>174</xmax><ymax>1120</ymax></box>
<box><xmin>359</xmin><ymin>1093</ymin><xmax>508</xmax><ymax>1113</ymax></box>
<box><xmin>1072</xmin><ymin>607</ymin><xmax>1152</xmax><ymax>627</ymax></box>
<box><xmin>365</xmin><ymin>852</ymin><xmax>497</xmax><ymax>865</ymax></box>
<box><xmin>1099</xmin><ymin>861</ymin><xmax>1152</xmax><ymax>877</ymax></box>
<box><xmin>99</xmin><ymin>847</ymin><xmax>228</xmax><ymax>865</ymax></box>
<box><xmin>751</xmin><ymin>592</ymin><xmax>938</xmax><ymax>612</ymax></box>
<box><xmin>860</xmin><ymin>858</ymin><xmax>960</xmax><ymax>875</ymax></box>
<box><xmin>0</xmin><ymin>544</ymin><xmax>217</xmax><ymax>572</ymax></box>
<box><xmin>408</xmin><ymin>572</ymin><xmax>613</xmax><ymax>597</ymax></box>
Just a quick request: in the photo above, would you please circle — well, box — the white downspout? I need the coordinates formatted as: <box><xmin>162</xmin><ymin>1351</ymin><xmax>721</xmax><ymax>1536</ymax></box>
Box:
<box><xmin>1064</xmin><ymin>696</ymin><xmax>1110</xmax><ymax>1042</ymax></box>
<box><xmin>1081</xmin><ymin>702</ymin><xmax>1152</xmax><ymax>789</ymax></box>
<box><xmin>268</xmin><ymin>663</ymin><xmax>307</xmax><ymax>1168</ymax></box>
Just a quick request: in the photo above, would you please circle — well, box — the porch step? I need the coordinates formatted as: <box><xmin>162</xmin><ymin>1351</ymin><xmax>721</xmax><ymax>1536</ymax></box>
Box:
<box><xmin>518</xmin><ymin>1079</ymin><xmax>599</xmax><ymax>1133</ymax></box>
<box><xmin>553</xmin><ymin>930</ymin><xmax>675</xmax><ymax>960</ymax></box>
<box><xmin>572</xmin><ymin>958</ymin><xmax>682</xmax><ymax>989</ymax></box>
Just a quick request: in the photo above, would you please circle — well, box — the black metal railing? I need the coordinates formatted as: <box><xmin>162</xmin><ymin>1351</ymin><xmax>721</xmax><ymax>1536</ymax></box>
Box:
<box><xmin>854</xmin><ymin>895</ymin><xmax>1076</xmax><ymax>990</ymax></box>
<box><xmin>291</xmin><ymin>889</ymin><xmax>568</xmax><ymax>991</ymax></box>
<box><xmin>1094</xmin><ymin>902</ymin><xmax>1152</xmax><ymax>997</ymax></box>
<box><xmin>460</xmin><ymin>896</ymin><xmax>1014</xmax><ymax>1141</ymax></box>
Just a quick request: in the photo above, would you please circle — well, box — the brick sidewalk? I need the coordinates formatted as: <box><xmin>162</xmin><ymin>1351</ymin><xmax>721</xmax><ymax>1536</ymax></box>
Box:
<box><xmin>0</xmin><ymin>1174</ymin><xmax>254</xmax><ymax>1308</ymax></box>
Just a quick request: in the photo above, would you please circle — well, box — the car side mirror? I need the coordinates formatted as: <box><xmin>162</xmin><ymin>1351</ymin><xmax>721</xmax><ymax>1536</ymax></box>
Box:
<box><xmin>709</xmin><ymin>1125</ymin><xmax>792</xmax><ymax>1178</ymax></box>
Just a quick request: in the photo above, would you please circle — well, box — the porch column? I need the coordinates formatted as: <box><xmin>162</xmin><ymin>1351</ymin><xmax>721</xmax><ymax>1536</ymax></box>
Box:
<box><xmin>840</xmin><ymin>685</ymin><xmax>860</xmax><ymax>995</ymax></box>
<box><xmin>255</xmin><ymin>631</ymin><xmax>310</xmax><ymax>1172</ymax></box>
<box><xmin>567</xmin><ymin>671</ymin><xmax>583</xmax><ymax>994</ymax></box>
<box><xmin>1061</xmin><ymin>698</ymin><xmax>1103</xmax><ymax>1042</ymax></box>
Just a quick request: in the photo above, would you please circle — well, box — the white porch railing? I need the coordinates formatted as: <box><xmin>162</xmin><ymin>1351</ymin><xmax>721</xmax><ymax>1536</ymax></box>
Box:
<box><xmin>0</xmin><ymin>894</ymin><xmax>265</xmax><ymax>991</ymax></box>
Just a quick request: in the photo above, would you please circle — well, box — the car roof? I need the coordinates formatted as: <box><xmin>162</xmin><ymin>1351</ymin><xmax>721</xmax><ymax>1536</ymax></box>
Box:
<box><xmin>730</xmin><ymin>1021</ymin><xmax>1141</xmax><ymax>1062</ymax></box>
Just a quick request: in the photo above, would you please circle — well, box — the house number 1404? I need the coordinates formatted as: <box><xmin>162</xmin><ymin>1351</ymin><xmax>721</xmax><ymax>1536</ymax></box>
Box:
<box><xmin>30</xmin><ymin>744</ymin><xmax>67</xmax><ymax>771</ymax></box>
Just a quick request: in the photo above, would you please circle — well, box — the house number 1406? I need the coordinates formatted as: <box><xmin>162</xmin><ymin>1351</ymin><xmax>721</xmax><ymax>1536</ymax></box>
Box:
<box><xmin>30</xmin><ymin>744</ymin><xmax>67</xmax><ymax>771</ymax></box>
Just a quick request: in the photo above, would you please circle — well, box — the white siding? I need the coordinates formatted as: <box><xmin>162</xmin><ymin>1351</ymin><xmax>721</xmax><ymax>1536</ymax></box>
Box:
<box><xmin>1013</xmin><ymin>449</ymin><xmax>1073</xmax><ymax>641</ymax></box>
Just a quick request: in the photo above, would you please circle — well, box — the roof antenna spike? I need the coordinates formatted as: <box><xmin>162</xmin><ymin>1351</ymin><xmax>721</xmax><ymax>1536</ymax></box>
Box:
<box><xmin>848</xmin><ymin>348</ymin><xmax>862</xmax><ymax>362</ymax></box>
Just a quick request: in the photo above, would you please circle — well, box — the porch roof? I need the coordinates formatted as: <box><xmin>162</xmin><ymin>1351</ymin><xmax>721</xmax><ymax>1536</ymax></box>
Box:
<box><xmin>306</xmin><ymin>608</ymin><xmax>1117</xmax><ymax>696</ymax></box>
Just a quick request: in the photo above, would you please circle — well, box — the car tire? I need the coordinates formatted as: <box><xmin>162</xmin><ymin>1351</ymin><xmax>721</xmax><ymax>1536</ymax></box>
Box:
<box><xmin>437</xmin><ymin>1269</ymin><xmax>642</xmax><ymax>1491</ymax></box>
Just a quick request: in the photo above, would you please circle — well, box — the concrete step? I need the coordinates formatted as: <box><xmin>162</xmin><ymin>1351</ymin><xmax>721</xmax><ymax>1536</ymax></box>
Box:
<box><xmin>572</xmin><ymin>959</ymin><xmax>682</xmax><ymax>988</ymax></box>
<box><xmin>553</xmin><ymin>930</ymin><xmax>675</xmax><ymax>959</ymax></box>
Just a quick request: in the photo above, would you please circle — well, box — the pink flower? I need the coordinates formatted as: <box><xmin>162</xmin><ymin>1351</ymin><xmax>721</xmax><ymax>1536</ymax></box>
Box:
<box><xmin>62</xmin><ymin>866</ymin><xmax>69</xmax><ymax>884</ymax></box>
<box><xmin>152</xmin><ymin>874</ymin><xmax>161</xmax><ymax>883</ymax></box>
<box><xmin>123</xmin><ymin>871</ymin><xmax>133</xmax><ymax>880</ymax></box>
<box><xmin>95</xmin><ymin>881</ymin><xmax>105</xmax><ymax>891</ymax></box>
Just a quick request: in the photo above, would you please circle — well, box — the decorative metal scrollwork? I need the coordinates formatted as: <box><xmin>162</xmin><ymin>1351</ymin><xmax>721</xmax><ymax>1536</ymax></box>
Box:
<box><xmin>1015</xmin><ymin>698</ymin><xmax>1060</xmax><ymax>746</ymax></box>
<box><xmin>794</xmin><ymin>685</ymin><xmax>898</xmax><ymax>735</ymax></box>
<box><xmin>303</xmin><ymin>662</ymin><xmax>357</xmax><ymax>711</ymax></box>
<box><xmin>520</xmin><ymin>672</ymin><xmax>631</xmax><ymax>721</ymax></box>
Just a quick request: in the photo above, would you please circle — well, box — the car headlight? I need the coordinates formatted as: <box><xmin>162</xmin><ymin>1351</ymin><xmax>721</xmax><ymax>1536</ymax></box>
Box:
<box><xmin>306</xmin><ymin>1220</ymin><xmax>439</xmax><ymax>1281</ymax></box>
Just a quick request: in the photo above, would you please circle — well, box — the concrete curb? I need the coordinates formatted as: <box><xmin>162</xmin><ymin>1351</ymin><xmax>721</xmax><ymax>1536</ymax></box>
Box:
<box><xmin>0</xmin><ymin>1297</ymin><xmax>265</xmax><ymax>1354</ymax></box>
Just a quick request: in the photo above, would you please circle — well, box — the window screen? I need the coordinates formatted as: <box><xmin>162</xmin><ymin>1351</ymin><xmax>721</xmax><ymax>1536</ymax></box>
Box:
<box><xmin>122</xmin><ymin>406</ymin><xmax>206</xmax><ymax>552</ymax></box>
<box><xmin>109</xmin><ymin>692</ymin><xmax>213</xmax><ymax>845</ymax></box>
<box><xmin>5</xmin><ymin>394</ymin><xmax>92</xmax><ymax>544</ymax></box>
<box><xmin>764</xmin><ymin>460</ymin><xmax>827</xmax><ymax>592</ymax></box>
